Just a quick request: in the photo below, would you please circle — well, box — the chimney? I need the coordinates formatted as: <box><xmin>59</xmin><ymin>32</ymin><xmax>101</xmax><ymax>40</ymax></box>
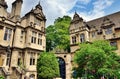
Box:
<box><xmin>0</xmin><ymin>0</ymin><xmax>8</xmax><ymax>17</ymax></box>
<box><xmin>11</xmin><ymin>0</ymin><xmax>23</xmax><ymax>21</ymax></box>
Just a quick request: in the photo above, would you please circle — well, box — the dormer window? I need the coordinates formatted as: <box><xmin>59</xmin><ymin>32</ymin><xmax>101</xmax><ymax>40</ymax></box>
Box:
<box><xmin>105</xmin><ymin>27</ymin><xmax>112</xmax><ymax>35</ymax></box>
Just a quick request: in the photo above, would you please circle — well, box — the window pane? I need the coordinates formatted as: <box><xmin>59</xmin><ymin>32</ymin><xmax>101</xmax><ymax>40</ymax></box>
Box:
<box><xmin>92</xmin><ymin>32</ymin><xmax>96</xmax><ymax>38</ymax></box>
<box><xmin>31</xmin><ymin>37</ymin><xmax>34</xmax><ymax>43</ymax></box>
<box><xmin>80</xmin><ymin>34</ymin><xmax>85</xmax><ymax>43</ymax></box>
<box><xmin>38</xmin><ymin>39</ymin><xmax>42</xmax><ymax>45</ymax></box>
<box><xmin>4</xmin><ymin>28</ymin><xmax>12</xmax><ymax>41</ymax></box>
<box><xmin>72</xmin><ymin>36</ymin><xmax>76</xmax><ymax>44</ymax></box>
<box><xmin>105</xmin><ymin>28</ymin><xmax>112</xmax><ymax>35</ymax></box>
<box><xmin>18</xmin><ymin>58</ymin><xmax>21</xmax><ymax>66</ymax></box>
<box><xmin>33</xmin><ymin>59</ymin><xmax>35</xmax><ymax>65</ymax></box>
<box><xmin>4</xmin><ymin>33</ymin><xmax>7</xmax><ymax>40</ymax></box>
<box><xmin>31</xmin><ymin>31</ymin><xmax>37</xmax><ymax>43</ymax></box>
<box><xmin>30</xmin><ymin>58</ymin><xmax>32</xmax><ymax>65</ymax></box>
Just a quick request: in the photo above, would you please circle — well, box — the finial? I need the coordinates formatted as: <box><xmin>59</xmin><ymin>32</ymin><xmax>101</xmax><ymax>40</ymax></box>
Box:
<box><xmin>38</xmin><ymin>0</ymin><xmax>40</xmax><ymax>5</ymax></box>
<box><xmin>30</xmin><ymin>7</ymin><xmax>34</xmax><ymax>12</ymax></box>
<box><xmin>74</xmin><ymin>8</ymin><xmax>77</xmax><ymax>14</ymax></box>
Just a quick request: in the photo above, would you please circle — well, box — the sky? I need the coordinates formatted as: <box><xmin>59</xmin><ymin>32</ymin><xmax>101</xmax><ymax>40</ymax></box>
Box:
<box><xmin>6</xmin><ymin>0</ymin><xmax>120</xmax><ymax>27</ymax></box>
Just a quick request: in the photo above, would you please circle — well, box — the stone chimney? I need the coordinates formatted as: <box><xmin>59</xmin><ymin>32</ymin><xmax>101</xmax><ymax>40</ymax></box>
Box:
<box><xmin>0</xmin><ymin>0</ymin><xmax>8</xmax><ymax>17</ymax></box>
<box><xmin>11</xmin><ymin>0</ymin><xmax>23</xmax><ymax>22</ymax></box>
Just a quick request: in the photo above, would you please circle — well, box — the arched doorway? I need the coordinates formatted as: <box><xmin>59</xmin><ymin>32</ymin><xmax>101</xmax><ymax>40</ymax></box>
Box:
<box><xmin>29</xmin><ymin>74</ymin><xmax>35</xmax><ymax>79</ymax></box>
<box><xmin>57</xmin><ymin>57</ymin><xmax>66</xmax><ymax>79</ymax></box>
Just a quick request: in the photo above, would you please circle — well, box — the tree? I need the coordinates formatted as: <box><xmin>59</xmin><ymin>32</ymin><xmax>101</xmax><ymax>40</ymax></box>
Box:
<box><xmin>37</xmin><ymin>52</ymin><xmax>60</xmax><ymax>79</ymax></box>
<box><xmin>74</xmin><ymin>40</ymin><xmax>120</xmax><ymax>79</ymax></box>
<box><xmin>0</xmin><ymin>75</ymin><xmax>4</xmax><ymax>79</ymax></box>
<box><xmin>46</xmin><ymin>16</ymin><xmax>71</xmax><ymax>52</ymax></box>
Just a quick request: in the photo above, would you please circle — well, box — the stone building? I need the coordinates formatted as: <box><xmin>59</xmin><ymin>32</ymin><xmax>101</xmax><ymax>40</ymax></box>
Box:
<box><xmin>54</xmin><ymin>11</ymin><xmax>120</xmax><ymax>79</ymax></box>
<box><xmin>55</xmin><ymin>11</ymin><xmax>120</xmax><ymax>79</ymax></box>
<box><xmin>0</xmin><ymin>0</ymin><xmax>46</xmax><ymax>79</ymax></box>
<box><xmin>67</xmin><ymin>11</ymin><xmax>120</xmax><ymax>78</ymax></box>
<box><xmin>69</xmin><ymin>12</ymin><xmax>120</xmax><ymax>54</ymax></box>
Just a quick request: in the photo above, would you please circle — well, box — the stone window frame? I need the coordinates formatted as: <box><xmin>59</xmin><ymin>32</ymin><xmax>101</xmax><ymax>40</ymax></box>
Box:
<box><xmin>72</xmin><ymin>36</ymin><xmax>76</xmax><ymax>44</ymax></box>
<box><xmin>38</xmin><ymin>33</ymin><xmax>42</xmax><ymax>45</ymax></box>
<box><xmin>91</xmin><ymin>31</ymin><xmax>96</xmax><ymax>38</ymax></box>
<box><xmin>20</xmin><ymin>30</ymin><xmax>24</xmax><ymax>42</ymax></box>
<box><xmin>105</xmin><ymin>27</ymin><xmax>112</xmax><ymax>35</ymax></box>
<box><xmin>4</xmin><ymin>27</ymin><xmax>12</xmax><ymax>41</ymax></box>
<box><xmin>6</xmin><ymin>53</ymin><xmax>10</xmax><ymax>66</ymax></box>
<box><xmin>31</xmin><ymin>31</ymin><xmax>37</xmax><ymax>44</ymax></box>
<box><xmin>80</xmin><ymin>33</ymin><xmax>85</xmax><ymax>43</ymax></box>
<box><xmin>30</xmin><ymin>52</ymin><xmax>35</xmax><ymax>65</ymax></box>
<box><xmin>17</xmin><ymin>52</ymin><xmax>24</xmax><ymax>66</ymax></box>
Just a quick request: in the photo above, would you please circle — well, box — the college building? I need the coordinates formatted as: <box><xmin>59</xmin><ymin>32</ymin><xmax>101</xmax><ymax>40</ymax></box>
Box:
<box><xmin>69</xmin><ymin>12</ymin><xmax>120</xmax><ymax>54</ymax></box>
<box><xmin>1</xmin><ymin>0</ymin><xmax>120</xmax><ymax>79</ymax></box>
<box><xmin>55</xmin><ymin>11</ymin><xmax>120</xmax><ymax>79</ymax></box>
<box><xmin>0</xmin><ymin>0</ymin><xmax>46</xmax><ymax>79</ymax></box>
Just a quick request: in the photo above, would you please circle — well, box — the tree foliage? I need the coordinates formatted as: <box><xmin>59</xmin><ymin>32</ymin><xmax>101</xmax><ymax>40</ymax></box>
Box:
<box><xmin>74</xmin><ymin>40</ymin><xmax>120</xmax><ymax>79</ymax></box>
<box><xmin>37</xmin><ymin>52</ymin><xmax>60</xmax><ymax>79</ymax></box>
<box><xmin>46</xmin><ymin>16</ymin><xmax>71</xmax><ymax>52</ymax></box>
<box><xmin>0</xmin><ymin>75</ymin><xmax>4</xmax><ymax>79</ymax></box>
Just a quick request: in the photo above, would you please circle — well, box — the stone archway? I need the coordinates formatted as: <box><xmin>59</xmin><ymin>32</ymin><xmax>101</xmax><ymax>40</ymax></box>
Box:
<box><xmin>57</xmin><ymin>57</ymin><xmax>66</xmax><ymax>79</ymax></box>
<box><xmin>55</xmin><ymin>53</ymin><xmax>72</xmax><ymax>79</ymax></box>
<box><xmin>29</xmin><ymin>74</ymin><xmax>35</xmax><ymax>79</ymax></box>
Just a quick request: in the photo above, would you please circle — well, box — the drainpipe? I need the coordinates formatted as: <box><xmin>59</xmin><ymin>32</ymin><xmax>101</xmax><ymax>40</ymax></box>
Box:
<box><xmin>9</xmin><ymin>26</ymin><xmax>16</xmax><ymax>67</ymax></box>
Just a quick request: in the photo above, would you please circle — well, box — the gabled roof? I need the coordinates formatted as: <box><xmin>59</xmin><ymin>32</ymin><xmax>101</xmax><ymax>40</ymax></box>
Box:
<box><xmin>22</xmin><ymin>2</ymin><xmax>46</xmax><ymax>21</ymax></box>
<box><xmin>71</xmin><ymin>12</ymin><xmax>83</xmax><ymax>24</ymax></box>
<box><xmin>87</xmin><ymin>11</ymin><xmax>120</xmax><ymax>29</ymax></box>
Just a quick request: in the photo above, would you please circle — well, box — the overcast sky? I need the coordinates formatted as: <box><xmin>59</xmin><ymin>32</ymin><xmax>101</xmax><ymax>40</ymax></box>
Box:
<box><xmin>6</xmin><ymin>0</ymin><xmax>120</xmax><ymax>27</ymax></box>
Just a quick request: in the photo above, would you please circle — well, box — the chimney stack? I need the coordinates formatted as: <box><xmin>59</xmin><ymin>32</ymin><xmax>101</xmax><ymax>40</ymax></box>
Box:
<box><xmin>11</xmin><ymin>0</ymin><xmax>23</xmax><ymax>22</ymax></box>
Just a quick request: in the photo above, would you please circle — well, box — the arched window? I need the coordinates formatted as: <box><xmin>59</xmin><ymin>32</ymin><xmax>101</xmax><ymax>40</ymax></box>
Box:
<box><xmin>57</xmin><ymin>57</ymin><xmax>66</xmax><ymax>79</ymax></box>
<box><xmin>29</xmin><ymin>74</ymin><xmax>35</xmax><ymax>79</ymax></box>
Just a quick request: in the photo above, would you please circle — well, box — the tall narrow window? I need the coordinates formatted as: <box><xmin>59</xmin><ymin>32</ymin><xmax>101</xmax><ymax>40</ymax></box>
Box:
<box><xmin>105</xmin><ymin>27</ymin><xmax>112</xmax><ymax>35</ymax></box>
<box><xmin>20</xmin><ymin>30</ymin><xmax>24</xmax><ymax>39</ymax></box>
<box><xmin>92</xmin><ymin>32</ymin><xmax>96</xmax><ymax>38</ymax></box>
<box><xmin>18</xmin><ymin>52</ymin><xmax>23</xmax><ymax>66</ymax></box>
<box><xmin>20</xmin><ymin>30</ymin><xmax>24</xmax><ymax>42</ymax></box>
<box><xmin>31</xmin><ymin>31</ymin><xmax>37</xmax><ymax>43</ymax></box>
<box><xmin>30</xmin><ymin>52</ymin><xmax>35</xmax><ymax>65</ymax></box>
<box><xmin>38</xmin><ymin>33</ymin><xmax>42</xmax><ymax>45</ymax></box>
<box><xmin>72</xmin><ymin>36</ymin><xmax>76</xmax><ymax>44</ymax></box>
<box><xmin>4</xmin><ymin>27</ymin><xmax>12</xmax><ymax>41</ymax></box>
<box><xmin>6</xmin><ymin>53</ymin><xmax>10</xmax><ymax>66</ymax></box>
<box><xmin>80</xmin><ymin>34</ymin><xmax>85</xmax><ymax>43</ymax></box>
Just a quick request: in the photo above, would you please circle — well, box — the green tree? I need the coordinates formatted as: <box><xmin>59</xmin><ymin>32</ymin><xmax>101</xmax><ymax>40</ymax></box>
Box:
<box><xmin>74</xmin><ymin>40</ymin><xmax>120</xmax><ymax>79</ymax></box>
<box><xmin>46</xmin><ymin>16</ymin><xmax>71</xmax><ymax>52</ymax></box>
<box><xmin>0</xmin><ymin>75</ymin><xmax>4</xmax><ymax>79</ymax></box>
<box><xmin>37</xmin><ymin>52</ymin><xmax>60</xmax><ymax>79</ymax></box>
